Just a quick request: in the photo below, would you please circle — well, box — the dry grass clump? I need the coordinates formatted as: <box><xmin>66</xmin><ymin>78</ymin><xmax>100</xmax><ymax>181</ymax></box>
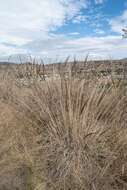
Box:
<box><xmin>11</xmin><ymin>74</ymin><xmax>127</xmax><ymax>190</ymax></box>
<box><xmin>0</xmin><ymin>63</ymin><xmax>127</xmax><ymax>189</ymax></box>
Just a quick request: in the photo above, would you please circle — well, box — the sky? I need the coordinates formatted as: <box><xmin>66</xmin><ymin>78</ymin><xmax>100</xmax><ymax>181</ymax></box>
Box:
<box><xmin>0</xmin><ymin>0</ymin><xmax>127</xmax><ymax>62</ymax></box>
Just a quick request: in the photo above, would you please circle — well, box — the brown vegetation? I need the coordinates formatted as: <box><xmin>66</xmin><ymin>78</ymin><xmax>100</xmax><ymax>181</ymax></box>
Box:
<box><xmin>0</xmin><ymin>61</ymin><xmax>127</xmax><ymax>189</ymax></box>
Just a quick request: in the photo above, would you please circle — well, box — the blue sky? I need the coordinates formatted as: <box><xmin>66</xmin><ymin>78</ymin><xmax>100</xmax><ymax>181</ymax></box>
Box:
<box><xmin>53</xmin><ymin>0</ymin><xmax>125</xmax><ymax>36</ymax></box>
<box><xmin>0</xmin><ymin>0</ymin><xmax>127</xmax><ymax>62</ymax></box>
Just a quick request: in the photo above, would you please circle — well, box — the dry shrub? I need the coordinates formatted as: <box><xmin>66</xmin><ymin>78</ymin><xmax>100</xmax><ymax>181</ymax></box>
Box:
<box><xmin>12</xmin><ymin>75</ymin><xmax>127</xmax><ymax>190</ymax></box>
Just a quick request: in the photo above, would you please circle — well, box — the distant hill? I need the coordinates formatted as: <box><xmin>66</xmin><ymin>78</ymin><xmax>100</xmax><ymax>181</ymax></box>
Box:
<box><xmin>120</xmin><ymin>58</ymin><xmax>127</xmax><ymax>61</ymax></box>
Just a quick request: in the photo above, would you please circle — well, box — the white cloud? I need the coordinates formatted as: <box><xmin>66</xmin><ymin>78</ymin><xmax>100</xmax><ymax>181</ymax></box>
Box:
<box><xmin>18</xmin><ymin>35</ymin><xmax>127</xmax><ymax>60</ymax></box>
<box><xmin>0</xmin><ymin>0</ymin><xmax>88</xmax><ymax>46</ymax></box>
<box><xmin>95</xmin><ymin>0</ymin><xmax>104</xmax><ymax>4</ymax></box>
<box><xmin>110</xmin><ymin>10</ymin><xmax>127</xmax><ymax>34</ymax></box>
<box><xmin>0</xmin><ymin>43</ymin><xmax>27</xmax><ymax>58</ymax></box>
<box><xmin>94</xmin><ymin>28</ymin><xmax>105</xmax><ymax>34</ymax></box>
<box><xmin>73</xmin><ymin>14</ymin><xmax>87</xmax><ymax>23</ymax></box>
<box><xmin>0</xmin><ymin>34</ymin><xmax>127</xmax><ymax>61</ymax></box>
<box><xmin>69</xmin><ymin>32</ymin><xmax>80</xmax><ymax>35</ymax></box>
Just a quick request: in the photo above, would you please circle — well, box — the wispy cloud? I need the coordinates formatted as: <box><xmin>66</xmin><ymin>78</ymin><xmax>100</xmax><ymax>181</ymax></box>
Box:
<box><xmin>18</xmin><ymin>35</ymin><xmax>126</xmax><ymax>60</ymax></box>
<box><xmin>73</xmin><ymin>14</ymin><xmax>88</xmax><ymax>23</ymax></box>
<box><xmin>95</xmin><ymin>0</ymin><xmax>104</xmax><ymax>5</ymax></box>
<box><xmin>94</xmin><ymin>28</ymin><xmax>105</xmax><ymax>34</ymax></box>
<box><xmin>109</xmin><ymin>9</ymin><xmax>127</xmax><ymax>34</ymax></box>
<box><xmin>68</xmin><ymin>32</ymin><xmax>80</xmax><ymax>35</ymax></box>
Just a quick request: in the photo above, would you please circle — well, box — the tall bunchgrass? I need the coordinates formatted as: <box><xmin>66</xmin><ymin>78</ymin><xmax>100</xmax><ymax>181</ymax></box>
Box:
<box><xmin>0</xmin><ymin>61</ymin><xmax>127</xmax><ymax>189</ymax></box>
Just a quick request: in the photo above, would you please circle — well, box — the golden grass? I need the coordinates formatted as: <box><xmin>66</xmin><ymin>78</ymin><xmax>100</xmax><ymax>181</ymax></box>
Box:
<box><xmin>0</xmin><ymin>63</ymin><xmax>127</xmax><ymax>189</ymax></box>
